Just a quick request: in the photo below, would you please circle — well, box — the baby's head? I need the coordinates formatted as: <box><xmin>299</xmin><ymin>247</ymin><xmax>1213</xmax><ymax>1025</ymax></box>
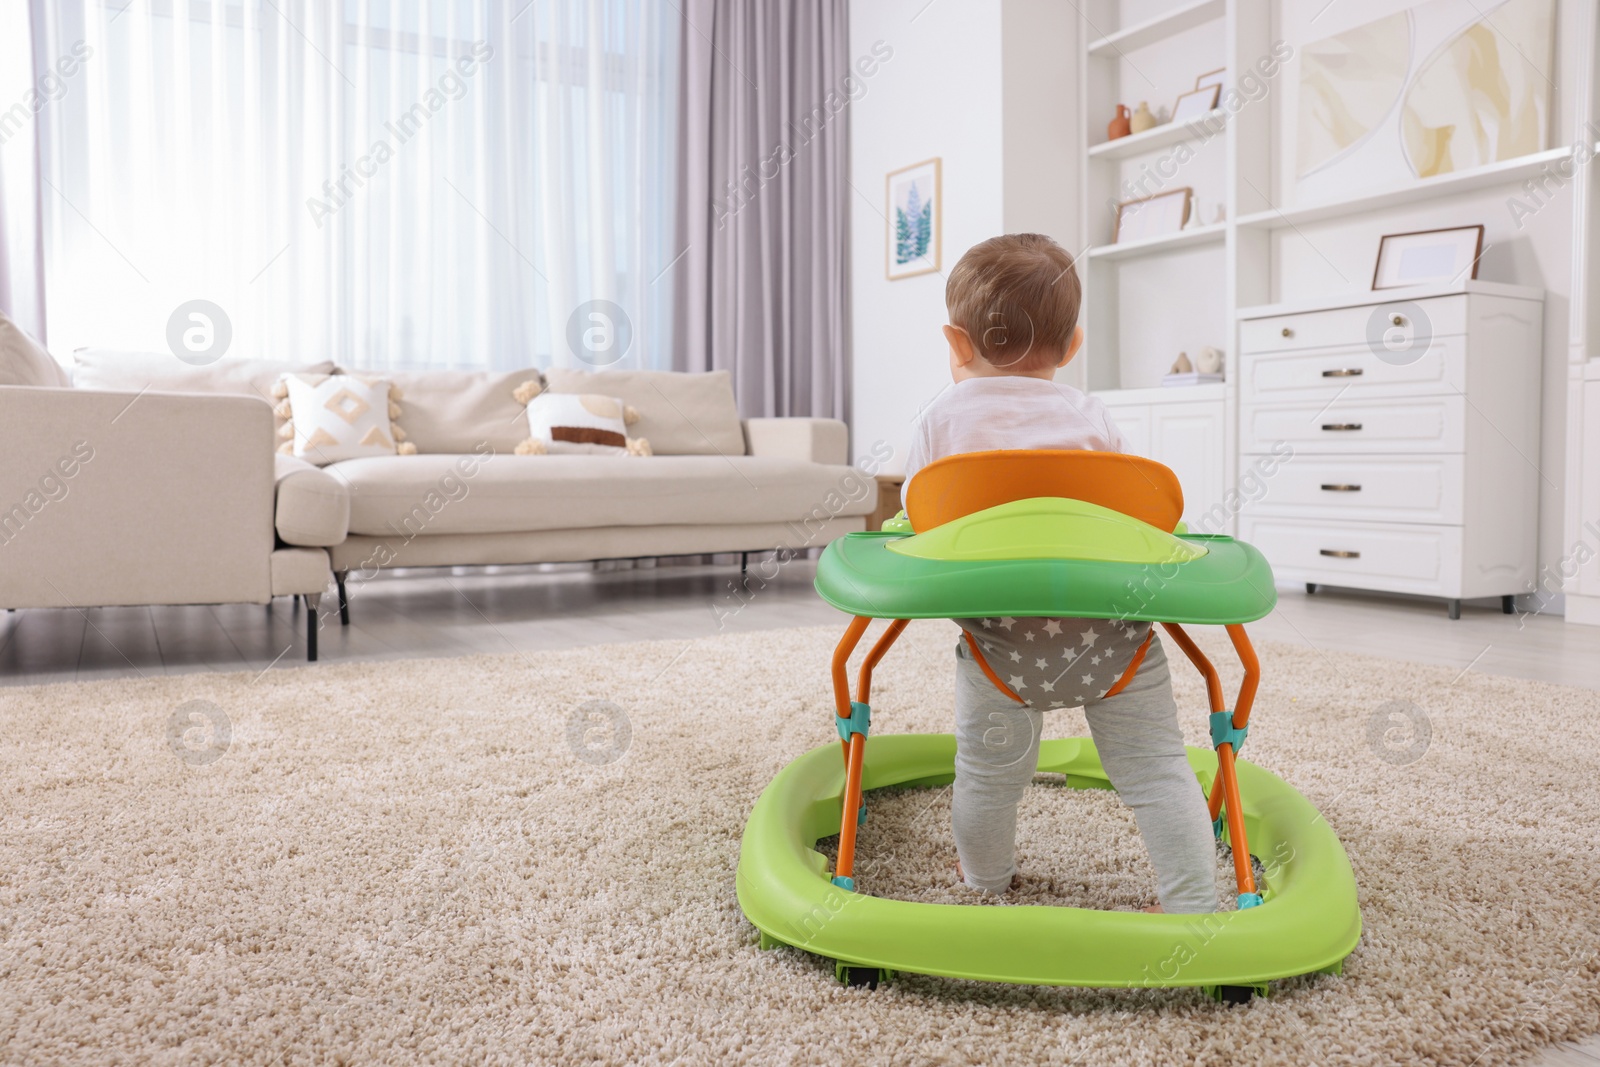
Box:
<box><xmin>943</xmin><ymin>233</ymin><xmax>1083</xmax><ymax>381</ymax></box>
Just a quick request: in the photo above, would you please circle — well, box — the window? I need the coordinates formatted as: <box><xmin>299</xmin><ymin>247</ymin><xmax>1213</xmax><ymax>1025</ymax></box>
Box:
<box><xmin>34</xmin><ymin>0</ymin><xmax>679</xmax><ymax>370</ymax></box>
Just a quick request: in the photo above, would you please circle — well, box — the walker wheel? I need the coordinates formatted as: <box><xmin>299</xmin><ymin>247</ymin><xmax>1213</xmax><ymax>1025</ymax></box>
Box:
<box><xmin>835</xmin><ymin>961</ymin><xmax>884</xmax><ymax>989</ymax></box>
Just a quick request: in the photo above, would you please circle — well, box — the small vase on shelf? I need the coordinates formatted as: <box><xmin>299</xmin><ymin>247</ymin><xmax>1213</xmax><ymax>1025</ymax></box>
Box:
<box><xmin>1107</xmin><ymin>104</ymin><xmax>1132</xmax><ymax>140</ymax></box>
<box><xmin>1129</xmin><ymin>101</ymin><xmax>1157</xmax><ymax>134</ymax></box>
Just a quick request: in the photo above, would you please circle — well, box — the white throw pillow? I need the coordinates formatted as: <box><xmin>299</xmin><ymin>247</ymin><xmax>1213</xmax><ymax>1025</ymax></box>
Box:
<box><xmin>277</xmin><ymin>373</ymin><xmax>412</xmax><ymax>464</ymax></box>
<box><xmin>543</xmin><ymin>368</ymin><xmax>743</xmax><ymax>456</ymax></box>
<box><xmin>518</xmin><ymin>391</ymin><xmax>651</xmax><ymax>456</ymax></box>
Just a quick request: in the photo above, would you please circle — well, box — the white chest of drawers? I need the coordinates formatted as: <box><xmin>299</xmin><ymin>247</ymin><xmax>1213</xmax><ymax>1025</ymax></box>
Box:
<box><xmin>1235</xmin><ymin>281</ymin><xmax>1543</xmax><ymax>618</ymax></box>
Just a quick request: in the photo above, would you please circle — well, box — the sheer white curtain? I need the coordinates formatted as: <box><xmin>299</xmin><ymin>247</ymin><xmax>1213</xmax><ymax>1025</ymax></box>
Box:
<box><xmin>33</xmin><ymin>0</ymin><xmax>679</xmax><ymax>370</ymax></box>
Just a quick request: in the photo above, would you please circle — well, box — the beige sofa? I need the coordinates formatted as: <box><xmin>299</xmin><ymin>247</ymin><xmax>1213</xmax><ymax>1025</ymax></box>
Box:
<box><xmin>0</xmin><ymin>332</ymin><xmax>872</xmax><ymax>659</ymax></box>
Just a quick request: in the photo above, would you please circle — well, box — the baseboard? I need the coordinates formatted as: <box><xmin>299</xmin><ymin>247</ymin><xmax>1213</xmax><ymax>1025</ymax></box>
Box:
<box><xmin>1564</xmin><ymin>592</ymin><xmax>1600</xmax><ymax>626</ymax></box>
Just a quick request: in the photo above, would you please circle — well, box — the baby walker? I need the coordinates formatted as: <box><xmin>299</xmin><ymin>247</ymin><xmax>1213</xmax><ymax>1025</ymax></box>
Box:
<box><xmin>736</xmin><ymin>450</ymin><xmax>1360</xmax><ymax>1001</ymax></box>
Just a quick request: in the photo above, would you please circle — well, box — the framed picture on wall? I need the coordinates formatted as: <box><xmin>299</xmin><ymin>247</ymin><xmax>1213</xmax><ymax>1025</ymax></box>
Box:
<box><xmin>1195</xmin><ymin>67</ymin><xmax>1226</xmax><ymax>91</ymax></box>
<box><xmin>886</xmin><ymin>157</ymin><xmax>941</xmax><ymax>280</ymax></box>
<box><xmin>1172</xmin><ymin>84</ymin><xmax>1220</xmax><ymax>123</ymax></box>
<box><xmin>1113</xmin><ymin>188</ymin><xmax>1191</xmax><ymax>244</ymax></box>
<box><xmin>1371</xmin><ymin>225</ymin><xmax>1485</xmax><ymax>289</ymax></box>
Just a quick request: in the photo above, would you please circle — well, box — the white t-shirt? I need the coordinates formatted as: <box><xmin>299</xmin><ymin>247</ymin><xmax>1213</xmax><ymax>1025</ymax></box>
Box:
<box><xmin>904</xmin><ymin>375</ymin><xmax>1129</xmax><ymax>489</ymax></box>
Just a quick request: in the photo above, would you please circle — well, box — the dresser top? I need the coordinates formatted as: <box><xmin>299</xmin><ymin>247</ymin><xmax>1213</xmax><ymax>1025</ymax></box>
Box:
<box><xmin>1237</xmin><ymin>280</ymin><xmax>1544</xmax><ymax>320</ymax></box>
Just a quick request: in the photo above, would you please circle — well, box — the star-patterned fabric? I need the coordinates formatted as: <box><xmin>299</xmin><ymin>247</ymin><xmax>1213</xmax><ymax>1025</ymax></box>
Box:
<box><xmin>956</xmin><ymin>616</ymin><xmax>1152</xmax><ymax>710</ymax></box>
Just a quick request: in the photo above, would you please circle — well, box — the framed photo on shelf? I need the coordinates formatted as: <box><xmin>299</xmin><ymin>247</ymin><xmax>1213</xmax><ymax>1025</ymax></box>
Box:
<box><xmin>1172</xmin><ymin>84</ymin><xmax>1220</xmax><ymax>122</ymax></box>
<box><xmin>1113</xmin><ymin>188</ymin><xmax>1191</xmax><ymax>244</ymax></box>
<box><xmin>1371</xmin><ymin>225</ymin><xmax>1484</xmax><ymax>289</ymax></box>
<box><xmin>1195</xmin><ymin>67</ymin><xmax>1226</xmax><ymax>91</ymax></box>
<box><xmin>885</xmin><ymin>157</ymin><xmax>941</xmax><ymax>280</ymax></box>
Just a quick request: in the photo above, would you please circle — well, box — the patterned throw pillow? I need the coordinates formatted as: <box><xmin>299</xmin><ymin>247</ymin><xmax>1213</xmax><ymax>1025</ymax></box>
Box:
<box><xmin>513</xmin><ymin>377</ymin><xmax>650</xmax><ymax>456</ymax></box>
<box><xmin>274</xmin><ymin>373</ymin><xmax>415</xmax><ymax>464</ymax></box>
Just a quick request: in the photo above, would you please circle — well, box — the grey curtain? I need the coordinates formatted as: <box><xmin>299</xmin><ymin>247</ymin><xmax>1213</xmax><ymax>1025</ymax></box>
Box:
<box><xmin>673</xmin><ymin>0</ymin><xmax>850</xmax><ymax>423</ymax></box>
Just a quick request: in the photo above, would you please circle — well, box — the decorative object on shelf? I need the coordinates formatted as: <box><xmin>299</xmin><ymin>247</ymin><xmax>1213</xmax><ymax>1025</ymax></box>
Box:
<box><xmin>1371</xmin><ymin>225</ymin><xmax>1484</xmax><ymax>290</ymax></box>
<box><xmin>1161</xmin><ymin>350</ymin><xmax>1225</xmax><ymax>386</ymax></box>
<box><xmin>1107</xmin><ymin>103</ymin><xmax>1132</xmax><ymax>140</ymax></box>
<box><xmin>1296</xmin><ymin>0</ymin><xmax>1553</xmax><ymax>202</ymax></box>
<box><xmin>1195</xmin><ymin>67</ymin><xmax>1225</xmax><ymax>91</ymax></box>
<box><xmin>1212</xmin><ymin>204</ymin><xmax>1226</xmax><ymax>224</ymax></box>
<box><xmin>1113</xmin><ymin>187</ymin><xmax>1190</xmax><ymax>244</ymax></box>
<box><xmin>1172</xmin><ymin>84</ymin><xmax>1220</xmax><ymax>124</ymax></box>
<box><xmin>885</xmin><ymin>157</ymin><xmax>941</xmax><ymax>281</ymax></box>
<box><xmin>1183</xmin><ymin>201</ymin><xmax>1204</xmax><ymax>230</ymax></box>
<box><xmin>1129</xmin><ymin>101</ymin><xmax>1158</xmax><ymax>134</ymax></box>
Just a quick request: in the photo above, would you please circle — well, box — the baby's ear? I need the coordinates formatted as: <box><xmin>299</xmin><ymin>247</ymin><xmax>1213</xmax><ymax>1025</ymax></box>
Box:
<box><xmin>943</xmin><ymin>323</ymin><xmax>976</xmax><ymax>367</ymax></box>
<box><xmin>1060</xmin><ymin>324</ymin><xmax>1086</xmax><ymax>367</ymax></box>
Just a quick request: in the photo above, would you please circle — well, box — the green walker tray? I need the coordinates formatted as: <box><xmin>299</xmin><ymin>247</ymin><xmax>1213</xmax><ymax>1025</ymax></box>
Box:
<box><xmin>815</xmin><ymin>498</ymin><xmax>1277</xmax><ymax>625</ymax></box>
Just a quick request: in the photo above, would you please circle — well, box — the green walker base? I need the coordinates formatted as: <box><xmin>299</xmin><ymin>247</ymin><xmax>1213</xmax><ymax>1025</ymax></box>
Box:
<box><xmin>737</xmin><ymin>733</ymin><xmax>1360</xmax><ymax>993</ymax></box>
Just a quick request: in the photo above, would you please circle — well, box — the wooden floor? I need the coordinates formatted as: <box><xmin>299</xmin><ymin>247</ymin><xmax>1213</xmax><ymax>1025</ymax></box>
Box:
<box><xmin>2</xmin><ymin>555</ymin><xmax>1598</xmax><ymax>1064</ymax></box>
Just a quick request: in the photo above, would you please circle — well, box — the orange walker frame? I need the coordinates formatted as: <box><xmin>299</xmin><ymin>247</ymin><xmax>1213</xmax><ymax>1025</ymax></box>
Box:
<box><xmin>828</xmin><ymin>615</ymin><xmax>1262</xmax><ymax>901</ymax></box>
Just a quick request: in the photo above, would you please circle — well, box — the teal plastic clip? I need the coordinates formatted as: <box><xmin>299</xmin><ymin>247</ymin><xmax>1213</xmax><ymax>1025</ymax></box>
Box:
<box><xmin>837</xmin><ymin>701</ymin><xmax>871</xmax><ymax>742</ymax></box>
<box><xmin>831</xmin><ymin>875</ymin><xmax>856</xmax><ymax>892</ymax></box>
<box><xmin>1210</xmin><ymin>710</ymin><xmax>1248</xmax><ymax>754</ymax></box>
<box><xmin>1238</xmin><ymin>892</ymin><xmax>1263</xmax><ymax>909</ymax></box>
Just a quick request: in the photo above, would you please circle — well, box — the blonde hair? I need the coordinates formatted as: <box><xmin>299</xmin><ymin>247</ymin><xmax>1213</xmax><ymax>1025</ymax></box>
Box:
<box><xmin>945</xmin><ymin>233</ymin><xmax>1081</xmax><ymax>371</ymax></box>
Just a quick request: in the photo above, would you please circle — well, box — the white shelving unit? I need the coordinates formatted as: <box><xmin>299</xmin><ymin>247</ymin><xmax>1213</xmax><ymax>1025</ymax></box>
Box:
<box><xmin>1069</xmin><ymin>0</ymin><xmax>1600</xmax><ymax>620</ymax></box>
<box><xmin>1086</xmin><ymin>0</ymin><xmax>1225</xmax><ymax>56</ymax></box>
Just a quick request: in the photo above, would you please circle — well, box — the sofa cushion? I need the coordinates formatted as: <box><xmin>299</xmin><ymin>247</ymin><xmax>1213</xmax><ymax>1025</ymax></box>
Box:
<box><xmin>73</xmin><ymin>349</ymin><xmax>336</xmax><ymax>399</ymax></box>
<box><xmin>0</xmin><ymin>310</ymin><xmax>70</xmax><ymax>387</ymax></box>
<box><xmin>73</xmin><ymin>350</ymin><xmax>335</xmax><ymax>434</ymax></box>
<box><xmin>333</xmin><ymin>453</ymin><xmax>876</xmax><ymax>537</ymax></box>
<box><xmin>544</xmin><ymin>368</ymin><xmax>745</xmax><ymax>457</ymax></box>
<box><xmin>346</xmin><ymin>367</ymin><xmax>539</xmax><ymax>455</ymax></box>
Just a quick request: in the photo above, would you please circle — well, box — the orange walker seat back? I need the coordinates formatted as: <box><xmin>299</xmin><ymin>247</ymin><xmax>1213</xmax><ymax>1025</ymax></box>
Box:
<box><xmin>903</xmin><ymin>449</ymin><xmax>1186</xmax><ymax>533</ymax></box>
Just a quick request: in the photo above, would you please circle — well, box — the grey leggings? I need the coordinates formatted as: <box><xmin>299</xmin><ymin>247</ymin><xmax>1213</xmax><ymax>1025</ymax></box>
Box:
<box><xmin>952</xmin><ymin>633</ymin><xmax>1219</xmax><ymax>913</ymax></box>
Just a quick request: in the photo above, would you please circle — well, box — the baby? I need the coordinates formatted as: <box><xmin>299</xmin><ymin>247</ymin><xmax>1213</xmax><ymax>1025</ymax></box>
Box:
<box><xmin>904</xmin><ymin>233</ymin><xmax>1217</xmax><ymax>914</ymax></box>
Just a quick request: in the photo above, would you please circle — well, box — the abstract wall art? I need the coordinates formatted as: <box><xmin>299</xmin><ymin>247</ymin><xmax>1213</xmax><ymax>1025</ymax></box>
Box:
<box><xmin>1295</xmin><ymin>0</ymin><xmax>1553</xmax><ymax>203</ymax></box>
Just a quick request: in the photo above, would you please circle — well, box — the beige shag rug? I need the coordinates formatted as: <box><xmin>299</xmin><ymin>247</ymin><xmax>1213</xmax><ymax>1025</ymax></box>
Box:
<box><xmin>1</xmin><ymin>622</ymin><xmax>1597</xmax><ymax>1066</ymax></box>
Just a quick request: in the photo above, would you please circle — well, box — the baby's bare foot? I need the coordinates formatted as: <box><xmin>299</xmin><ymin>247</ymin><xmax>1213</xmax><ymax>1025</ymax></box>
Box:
<box><xmin>1141</xmin><ymin>904</ymin><xmax>1164</xmax><ymax>914</ymax></box>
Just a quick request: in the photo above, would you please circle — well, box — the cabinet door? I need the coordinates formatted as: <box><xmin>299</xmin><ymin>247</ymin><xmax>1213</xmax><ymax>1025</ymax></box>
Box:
<box><xmin>1104</xmin><ymin>403</ymin><xmax>1151</xmax><ymax>456</ymax></box>
<box><xmin>1150</xmin><ymin>401</ymin><xmax>1225</xmax><ymax>527</ymax></box>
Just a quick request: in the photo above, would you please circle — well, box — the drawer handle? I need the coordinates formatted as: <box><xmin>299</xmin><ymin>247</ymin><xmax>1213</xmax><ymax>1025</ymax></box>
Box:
<box><xmin>1281</xmin><ymin>327</ymin><xmax>1294</xmax><ymax>338</ymax></box>
<box><xmin>1321</xmin><ymin>368</ymin><xmax>1364</xmax><ymax>378</ymax></box>
<box><xmin>1321</xmin><ymin>423</ymin><xmax>1363</xmax><ymax>431</ymax></box>
<box><xmin>1319</xmin><ymin>549</ymin><xmax>1361</xmax><ymax>559</ymax></box>
<box><xmin>1320</xmin><ymin>484</ymin><xmax>1362</xmax><ymax>492</ymax></box>
<box><xmin>1391</xmin><ymin>314</ymin><xmax>1405</xmax><ymax>326</ymax></box>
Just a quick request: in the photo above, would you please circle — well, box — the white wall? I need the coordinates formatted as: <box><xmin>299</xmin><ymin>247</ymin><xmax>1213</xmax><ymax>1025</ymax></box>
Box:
<box><xmin>847</xmin><ymin>0</ymin><xmax>1079</xmax><ymax>472</ymax></box>
<box><xmin>848</xmin><ymin>0</ymin><xmax>1003</xmax><ymax>473</ymax></box>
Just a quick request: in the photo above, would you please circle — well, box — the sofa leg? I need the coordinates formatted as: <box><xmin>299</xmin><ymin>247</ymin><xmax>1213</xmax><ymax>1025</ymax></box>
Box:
<box><xmin>335</xmin><ymin>571</ymin><xmax>350</xmax><ymax>625</ymax></box>
<box><xmin>740</xmin><ymin>552</ymin><xmax>748</xmax><ymax>576</ymax></box>
<box><xmin>305</xmin><ymin>593</ymin><xmax>321</xmax><ymax>661</ymax></box>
